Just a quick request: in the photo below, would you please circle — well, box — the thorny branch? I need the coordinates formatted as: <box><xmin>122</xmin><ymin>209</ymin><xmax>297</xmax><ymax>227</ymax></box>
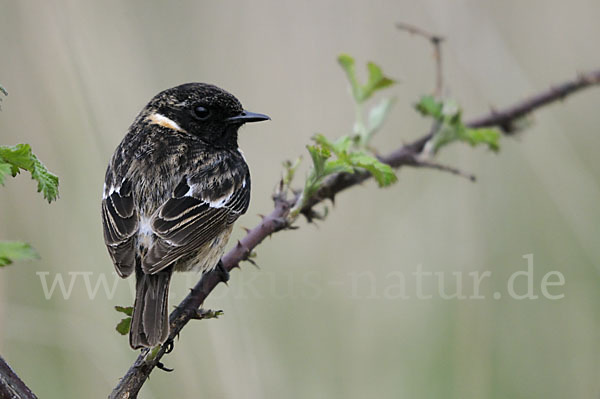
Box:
<box><xmin>468</xmin><ymin>69</ymin><xmax>600</xmax><ymax>133</ymax></box>
<box><xmin>0</xmin><ymin>355</ymin><xmax>38</xmax><ymax>399</ymax></box>
<box><xmin>109</xmin><ymin>67</ymin><xmax>600</xmax><ymax>399</ymax></box>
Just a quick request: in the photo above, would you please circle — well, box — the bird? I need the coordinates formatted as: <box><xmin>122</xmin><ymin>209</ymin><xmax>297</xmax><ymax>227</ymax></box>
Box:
<box><xmin>101</xmin><ymin>83</ymin><xmax>269</xmax><ymax>349</ymax></box>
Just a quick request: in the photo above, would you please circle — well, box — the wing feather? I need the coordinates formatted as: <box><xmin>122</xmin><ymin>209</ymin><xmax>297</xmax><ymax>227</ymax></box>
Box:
<box><xmin>141</xmin><ymin>173</ymin><xmax>249</xmax><ymax>274</ymax></box>
<box><xmin>101</xmin><ymin>179</ymin><xmax>138</xmax><ymax>277</ymax></box>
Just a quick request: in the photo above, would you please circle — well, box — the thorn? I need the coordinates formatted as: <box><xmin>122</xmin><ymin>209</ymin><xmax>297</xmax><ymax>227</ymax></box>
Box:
<box><xmin>272</xmin><ymin>217</ymin><xmax>288</xmax><ymax>230</ymax></box>
<box><xmin>242</xmin><ymin>226</ymin><xmax>251</xmax><ymax>234</ymax></box>
<box><xmin>257</xmin><ymin>213</ymin><xmax>266</xmax><ymax>220</ymax></box>
<box><xmin>246</xmin><ymin>258</ymin><xmax>260</xmax><ymax>269</ymax></box>
<box><xmin>236</xmin><ymin>240</ymin><xmax>251</xmax><ymax>256</ymax></box>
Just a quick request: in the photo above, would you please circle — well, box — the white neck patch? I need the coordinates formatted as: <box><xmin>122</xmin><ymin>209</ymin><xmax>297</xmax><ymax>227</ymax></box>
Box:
<box><xmin>147</xmin><ymin>113</ymin><xmax>186</xmax><ymax>133</ymax></box>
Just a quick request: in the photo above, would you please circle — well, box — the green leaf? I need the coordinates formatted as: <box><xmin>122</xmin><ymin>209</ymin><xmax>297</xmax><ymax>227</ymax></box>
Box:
<box><xmin>293</xmin><ymin>134</ymin><xmax>399</xmax><ymax>218</ymax></box>
<box><xmin>415</xmin><ymin>95</ymin><xmax>443</xmax><ymax>119</ymax></box>
<box><xmin>332</xmin><ymin>135</ymin><xmax>353</xmax><ymax>154</ymax></box>
<box><xmin>441</xmin><ymin>99</ymin><xmax>461</xmax><ymax>119</ymax></box>
<box><xmin>313</xmin><ymin>134</ymin><xmax>353</xmax><ymax>156</ymax></box>
<box><xmin>338</xmin><ymin>54</ymin><xmax>363</xmax><ymax>104</ymax></box>
<box><xmin>0</xmin><ymin>162</ymin><xmax>11</xmax><ymax>185</ymax></box>
<box><xmin>147</xmin><ymin>345</ymin><xmax>161</xmax><ymax>359</ymax></box>
<box><xmin>312</xmin><ymin>134</ymin><xmax>335</xmax><ymax>153</ymax></box>
<box><xmin>338</xmin><ymin>54</ymin><xmax>396</xmax><ymax>103</ymax></box>
<box><xmin>347</xmin><ymin>153</ymin><xmax>397</xmax><ymax>187</ymax></box>
<box><xmin>115</xmin><ymin>317</ymin><xmax>131</xmax><ymax>335</ymax></box>
<box><xmin>363</xmin><ymin>62</ymin><xmax>395</xmax><ymax>101</ymax></box>
<box><xmin>306</xmin><ymin>144</ymin><xmax>330</xmax><ymax>177</ymax></box>
<box><xmin>416</xmin><ymin>96</ymin><xmax>501</xmax><ymax>153</ymax></box>
<box><xmin>463</xmin><ymin>128</ymin><xmax>501</xmax><ymax>152</ymax></box>
<box><xmin>309</xmin><ymin>135</ymin><xmax>397</xmax><ymax>186</ymax></box>
<box><xmin>0</xmin><ymin>144</ymin><xmax>35</xmax><ymax>173</ymax></box>
<box><xmin>30</xmin><ymin>158</ymin><xmax>59</xmax><ymax>202</ymax></box>
<box><xmin>367</xmin><ymin>97</ymin><xmax>396</xmax><ymax>139</ymax></box>
<box><xmin>115</xmin><ymin>305</ymin><xmax>133</xmax><ymax>316</ymax></box>
<box><xmin>0</xmin><ymin>144</ymin><xmax>59</xmax><ymax>202</ymax></box>
<box><xmin>115</xmin><ymin>305</ymin><xmax>133</xmax><ymax>335</ymax></box>
<box><xmin>323</xmin><ymin>159</ymin><xmax>355</xmax><ymax>176</ymax></box>
<box><xmin>0</xmin><ymin>241</ymin><xmax>39</xmax><ymax>267</ymax></box>
<box><xmin>304</xmin><ymin>144</ymin><xmax>333</xmax><ymax>200</ymax></box>
<box><xmin>428</xmin><ymin>123</ymin><xmax>460</xmax><ymax>153</ymax></box>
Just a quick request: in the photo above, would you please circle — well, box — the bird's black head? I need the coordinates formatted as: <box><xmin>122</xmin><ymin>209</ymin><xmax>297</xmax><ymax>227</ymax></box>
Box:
<box><xmin>142</xmin><ymin>83</ymin><xmax>269</xmax><ymax>148</ymax></box>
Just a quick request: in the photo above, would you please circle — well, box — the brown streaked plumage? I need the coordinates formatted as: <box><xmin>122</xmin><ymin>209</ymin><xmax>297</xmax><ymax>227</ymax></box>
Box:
<box><xmin>102</xmin><ymin>83</ymin><xmax>269</xmax><ymax>349</ymax></box>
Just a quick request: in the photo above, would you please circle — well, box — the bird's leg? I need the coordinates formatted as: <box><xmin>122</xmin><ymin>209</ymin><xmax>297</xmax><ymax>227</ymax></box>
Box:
<box><xmin>215</xmin><ymin>260</ymin><xmax>230</xmax><ymax>283</ymax></box>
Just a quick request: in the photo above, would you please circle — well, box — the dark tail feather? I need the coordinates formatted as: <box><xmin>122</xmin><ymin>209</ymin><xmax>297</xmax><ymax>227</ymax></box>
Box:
<box><xmin>130</xmin><ymin>267</ymin><xmax>172</xmax><ymax>349</ymax></box>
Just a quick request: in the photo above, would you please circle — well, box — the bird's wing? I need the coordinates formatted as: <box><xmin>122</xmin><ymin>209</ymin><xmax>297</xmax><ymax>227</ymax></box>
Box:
<box><xmin>142</xmin><ymin>171</ymin><xmax>250</xmax><ymax>274</ymax></box>
<box><xmin>102</xmin><ymin>178</ymin><xmax>138</xmax><ymax>277</ymax></box>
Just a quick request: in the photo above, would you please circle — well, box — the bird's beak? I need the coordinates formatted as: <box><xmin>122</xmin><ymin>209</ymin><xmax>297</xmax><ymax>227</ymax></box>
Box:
<box><xmin>226</xmin><ymin>110</ymin><xmax>271</xmax><ymax>124</ymax></box>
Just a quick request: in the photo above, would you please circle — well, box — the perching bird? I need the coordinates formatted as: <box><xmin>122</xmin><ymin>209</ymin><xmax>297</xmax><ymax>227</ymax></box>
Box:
<box><xmin>101</xmin><ymin>83</ymin><xmax>269</xmax><ymax>349</ymax></box>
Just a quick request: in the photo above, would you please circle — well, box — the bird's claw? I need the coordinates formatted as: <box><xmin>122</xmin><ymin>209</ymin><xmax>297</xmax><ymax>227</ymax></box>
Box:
<box><xmin>156</xmin><ymin>361</ymin><xmax>174</xmax><ymax>372</ymax></box>
<box><xmin>163</xmin><ymin>339</ymin><xmax>174</xmax><ymax>354</ymax></box>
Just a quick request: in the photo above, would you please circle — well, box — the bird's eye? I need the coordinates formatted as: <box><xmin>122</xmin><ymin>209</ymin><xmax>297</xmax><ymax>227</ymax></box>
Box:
<box><xmin>192</xmin><ymin>105</ymin><xmax>211</xmax><ymax>120</ymax></box>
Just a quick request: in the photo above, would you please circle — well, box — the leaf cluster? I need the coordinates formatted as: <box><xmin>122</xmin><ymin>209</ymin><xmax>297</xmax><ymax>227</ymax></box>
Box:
<box><xmin>415</xmin><ymin>95</ymin><xmax>500</xmax><ymax>154</ymax></box>
<box><xmin>304</xmin><ymin>134</ymin><xmax>397</xmax><ymax>201</ymax></box>
<box><xmin>338</xmin><ymin>54</ymin><xmax>397</xmax><ymax>147</ymax></box>
<box><xmin>0</xmin><ymin>143</ymin><xmax>59</xmax><ymax>202</ymax></box>
<box><xmin>288</xmin><ymin>55</ymin><xmax>399</xmax><ymax>217</ymax></box>
<box><xmin>0</xmin><ymin>91</ymin><xmax>60</xmax><ymax>268</ymax></box>
<box><xmin>0</xmin><ymin>241</ymin><xmax>39</xmax><ymax>267</ymax></box>
<box><xmin>338</xmin><ymin>54</ymin><xmax>396</xmax><ymax>104</ymax></box>
<box><xmin>115</xmin><ymin>306</ymin><xmax>133</xmax><ymax>335</ymax></box>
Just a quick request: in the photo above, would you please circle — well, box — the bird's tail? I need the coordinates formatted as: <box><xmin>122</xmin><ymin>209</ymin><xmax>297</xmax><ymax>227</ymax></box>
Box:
<box><xmin>129</xmin><ymin>267</ymin><xmax>172</xmax><ymax>349</ymax></box>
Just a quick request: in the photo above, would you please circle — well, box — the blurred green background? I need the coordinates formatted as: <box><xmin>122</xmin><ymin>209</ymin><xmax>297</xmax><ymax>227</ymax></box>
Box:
<box><xmin>0</xmin><ymin>0</ymin><xmax>599</xmax><ymax>398</ymax></box>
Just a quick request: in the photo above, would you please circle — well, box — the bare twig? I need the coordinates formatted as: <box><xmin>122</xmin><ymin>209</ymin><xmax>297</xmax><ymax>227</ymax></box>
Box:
<box><xmin>0</xmin><ymin>355</ymin><xmax>38</xmax><ymax>399</ymax></box>
<box><xmin>396</xmin><ymin>22</ymin><xmax>445</xmax><ymax>96</ymax></box>
<box><xmin>109</xmin><ymin>69</ymin><xmax>600</xmax><ymax>398</ymax></box>
<box><xmin>411</xmin><ymin>159</ymin><xmax>476</xmax><ymax>182</ymax></box>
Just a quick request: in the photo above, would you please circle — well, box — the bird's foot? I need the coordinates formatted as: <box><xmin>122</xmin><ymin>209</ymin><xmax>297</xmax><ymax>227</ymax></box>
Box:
<box><xmin>156</xmin><ymin>361</ymin><xmax>174</xmax><ymax>372</ymax></box>
<box><xmin>163</xmin><ymin>339</ymin><xmax>175</xmax><ymax>354</ymax></box>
